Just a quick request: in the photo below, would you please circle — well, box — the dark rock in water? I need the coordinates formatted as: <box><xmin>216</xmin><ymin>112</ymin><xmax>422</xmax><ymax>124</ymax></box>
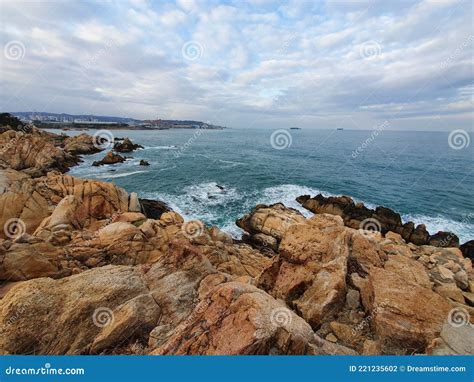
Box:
<box><xmin>428</xmin><ymin>231</ymin><xmax>460</xmax><ymax>248</ymax></box>
<box><xmin>409</xmin><ymin>224</ymin><xmax>430</xmax><ymax>246</ymax></box>
<box><xmin>296</xmin><ymin>194</ymin><xmax>311</xmax><ymax>204</ymax></box>
<box><xmin>216</xmin><ymin>184</ymin><xmax>225</xmax><ymax>191</ymax></box>
<box><xmin>460</xmin><ymin>240</ymin><xmax>474</xmax><ymax>260</ymax></box>
<box><xmin>373</xmin><ymin>206</ymin><xmax>402</xmax><ymax>234</ymax></box>
<box><xmin>92</xmin><ymin>151</ymin><xmax>126</xmax><ymax>166</ymax></box>
<box><xmin>139</xmin><ymin>160</ymin><xmax>150</xmax><ymax>166</ymax></box>
<box><xmin>113</xmin><ymin>137</ymin><xmax>143</xmax><ymax>153</ymax></box>
<box><xmin>139</xmin><ymin>198</ymin><xmax>171</xmax><ymax>219</ymax></box>
<box><xmin>297</xmin><ymin>193</ymin><xmax>464</xmax><ymax>248</ymax></box>
<box><xmin>401</xmin><ymin>221</ymin><xmax>415</xmax><ymax>242</ymax></box>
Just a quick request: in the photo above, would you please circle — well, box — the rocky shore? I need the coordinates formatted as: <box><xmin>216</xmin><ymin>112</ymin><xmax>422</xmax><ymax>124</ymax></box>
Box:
<box><xmin>0</xmin><ymin>115</ymin><xmax>472</xmax><ymax>355</ymax></box>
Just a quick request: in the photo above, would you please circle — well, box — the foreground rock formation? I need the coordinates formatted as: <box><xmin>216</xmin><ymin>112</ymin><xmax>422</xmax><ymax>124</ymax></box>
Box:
<box><xmin>0</xmin><ymin>115</ymin><xmax>473</xmax><ymax>355</ymax></box>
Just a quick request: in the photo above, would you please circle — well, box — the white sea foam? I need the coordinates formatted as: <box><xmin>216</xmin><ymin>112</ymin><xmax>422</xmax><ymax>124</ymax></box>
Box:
<box><xmin>69</xmin><ymin>155</ymin><xmax>474</xmax><ymax>243</ymax></box>
<box><xmin>257</xmin><ymin>184</ymin><xmax>326</xmax><ymax>217</ymax></box>
<box><xmin>402</xmin><ymin>213</ymin><xmax>473</xmax><ymax>243</ymax></box>
<box><xmin>95</xmin><ymin>170</ymin><xmax>148</xmax><ymax>179</ymax></box>
<box><xmin>143</xmin><ymin>145</ymin><xmax>178</xmax><ymax>150</ymax></box>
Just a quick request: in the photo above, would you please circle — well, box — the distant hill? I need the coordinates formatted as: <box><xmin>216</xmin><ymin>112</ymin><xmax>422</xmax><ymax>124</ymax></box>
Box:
<box><xmin>11</xmin><ymin>112</ymin><xmax>141</xmax><ymax>125</ymax></box>
<box><xmin>10</xmin><ymin>112</ymin><xmax>225</xmax><ymax>129</ymax></box>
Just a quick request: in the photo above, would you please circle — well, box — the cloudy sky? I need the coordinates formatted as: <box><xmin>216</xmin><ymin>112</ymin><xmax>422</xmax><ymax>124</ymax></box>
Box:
<box><xmin>0</xmin><ymin>0</ymin><xmax>472</xmax><ymax>130</ymax></box>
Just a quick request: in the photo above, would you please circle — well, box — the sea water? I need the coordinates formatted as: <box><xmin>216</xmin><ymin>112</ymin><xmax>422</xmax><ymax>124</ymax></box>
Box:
<box><xmin>64</xmin><ymin>128</ymin><xmax>473</xmax><ymax>242</ymax></box>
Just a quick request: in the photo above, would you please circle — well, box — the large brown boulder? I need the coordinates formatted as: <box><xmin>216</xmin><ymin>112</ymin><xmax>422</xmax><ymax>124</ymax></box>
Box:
<box><xmin>236</xmin><ymin>203</ymin><xmax>306</xmax><ymax>253</ymax></box>
<box><xmin>0</xmin><ymin>130</ymin><xmax>78</xmax><ymax>177</ymax></box>
<box><xmin>0</xmin><ymin>169</ymin><xmax>130</xmax><ymax>238</ymax></box>
<box><xmin>428</xmin><ymin>231</ymin><xmax>460</xmax><ymax>248</ymax></box>
<box><xmin>0</xmin><ymin>265</ymin><xmax>159</xmax><ymax>354</ymax></box>
<box><xmin>151</xmin><ymin>280</ymin><xmax>315</xmax><ymax>355</ymax></box>
<box><xmin>258</xmin><ymin>214</ymin><xmax>349</xmax><ymax>329</ymax></box>
<box><xmin>63</xmin><ymin>133</ymin><xmax>101</xmax><ymax>155</ymax></box>
<box><xmin>92</xmin><ymin>151</ymin><xmax>126</xmax><ymax>166</ymax></box>
<box><xmin>361</xmin><ymin>266</ymin><xmax>451</xmax><ymax>354</ymax></box>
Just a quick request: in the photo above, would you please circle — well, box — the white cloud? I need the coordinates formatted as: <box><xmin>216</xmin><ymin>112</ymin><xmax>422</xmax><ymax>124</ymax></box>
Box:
<box><xmin>0</xmin><ymin>0</ymin><xmax>472</xmax><ymax>130</ymax></box>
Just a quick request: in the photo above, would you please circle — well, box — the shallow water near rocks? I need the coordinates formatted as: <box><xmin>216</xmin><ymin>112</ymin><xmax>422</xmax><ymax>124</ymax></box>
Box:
<box><xmin>63</xmin><ymin>128</ymin><xmax>473</xmax><ymax>242</ymax></box>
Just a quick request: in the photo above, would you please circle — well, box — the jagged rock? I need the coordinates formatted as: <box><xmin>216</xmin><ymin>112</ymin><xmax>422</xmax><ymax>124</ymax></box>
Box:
<box><xmin>460</xmin><ymin>240</ymin><xmax>474</xmax><ymax>260</ymax></box>
<box><xmin>0</xmin><ymin>170</ymin><xmax>130</xmax><ymax>237</ymax></box>
<box><xmin>236</xmin><ymin>203</ymin><xmax>306</xmax><ymax>251</ymax></box>
<box><xmin>113</xmin><ymin>138</ymin><xmax>143</xmax><ymax>153</ymax></box>
<box><xmin>434</xmin><ymin>284</ymin><xmax>465</xmax><ymax>303</ymax></box>
<box><xmin>296</xmin><ymin>193</ymin><xmax>463</xmax><ymax>248</ymax></box>
<box><xmin>0</xmin><ymin>130</ymin><xmax>78</xmax><ymax>176</ymax></box>
<box><xmin>454</xmin><ymin>270</ymin><xmax>469</xmax><ymax>290</ymax></box>
<box><xmin>92</xmin><ymin>151</ymin><xmax>126</xmax><ymax>166</ymax></box>
<box><xmin>345</xmin><ymin>289</ymin><xmax>361</xmax><ymax>310</ymax></box>
<box><xmin>0</xmin><ymin>241</ymin><xmax>68</xmax><ymax>281</ymax></box>
<box><xmin>63</xmin><ymin>133</ymin><xmax>101</xmax><ymax>155</ymax></box>
<box><xmin>0</xmin><ymin>265</ymin><xmax>158</xmax><ymax>354</ymax></box>
<box><xmin>129</xmin><ymin>192</ymin><xmax>141</xmax><ymax>212</ymax></box>
<box><xmin>151</xmin><ymin>281</ymin><xmax>315</xmax><ymax>355</ymax></box>
<box><xmin>383</xmin><ymin>255</ymin><xmax>431</xmax><ymax>288</ymax></box>
<box><xmin>0</xmin><ymin>113</ymin><xmax>29</xmax><ymax>132</ymax></box>
<box><xmin>350</xmin><ymin>231</ymin><xmax>385</xmax><ymax>270</ymax></box>
<box><xmin>427</xmin><ymin>324</ymin><xmax>474</xmax><ymax>355</ymax></box>
<box><xmin>408</xmin><ymin>224</ymin><xmax>430</xmax><ymax>246</ymax></box>
<box><xmin>362</xmin><ymin>339</ymin><xmax>381</xmax><ymax>355</ymax></box>
<box><xmin>429</xmin><ymin>231</ymin><xmax>460</xmax><ymax>248</ymax></box>
<box><xmin>258</xmin><ymin>214</ymin><xmax>349</xmax><ymax>329</ymax></box>
<box><xmin>139</xmin><ymin>160</ymin><xmax>150</xmax><ymax>166</ymax></box>
<box><xmin>33</xmin><ymin>195</ymin><xmax>88</xmax><ymax>242</ymax></box>
<box><xmin>139</xmin><ymin>198</ymin><xmax>170</xmax><ymax>219</ymax></box>
<box><xmin>363</xmin><ymin>266</ymin><xmax>451</xmax><ymax>354</ymax></box>
<box><xmin>372</xmin><ymin>206</ymin><xmax>402</xmax><ymax>234</ymax></box>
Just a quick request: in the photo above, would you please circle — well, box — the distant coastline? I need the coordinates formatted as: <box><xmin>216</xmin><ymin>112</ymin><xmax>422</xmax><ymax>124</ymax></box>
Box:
<box><xmin>10</xmin><ymin>111</ymin><xmax>226</xmax><ymax>130</ymax></box>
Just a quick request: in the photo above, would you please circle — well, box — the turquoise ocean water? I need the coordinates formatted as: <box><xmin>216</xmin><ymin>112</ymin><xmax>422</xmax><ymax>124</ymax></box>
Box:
<box><xmin>62</xmin><ymin>128</ymin><xmax>473</xmax><ymax>242</ymax></box>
